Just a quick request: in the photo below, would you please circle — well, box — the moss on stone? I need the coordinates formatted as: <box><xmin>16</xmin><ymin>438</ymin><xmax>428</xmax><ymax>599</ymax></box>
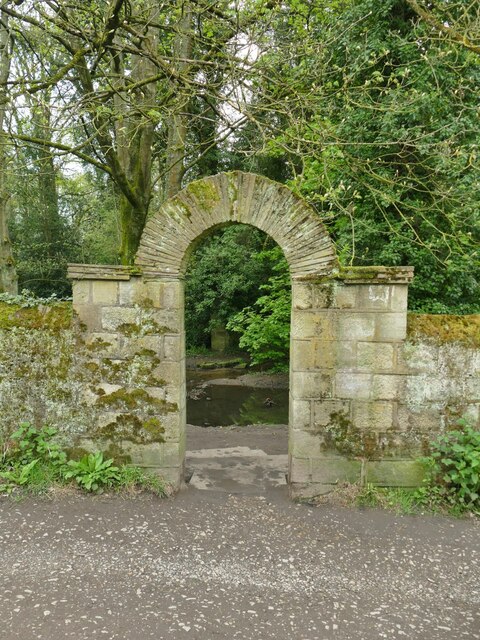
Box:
<box><xmin>322</xmin><ymin>411</ymin><xmax>379</xmax><ymax>459</ymax></box>
<box><xmin>187</xmin><ymin>178</ymin><xmax>221</xmax><ymax>208</ymax></box>
<box><xmin>407</xmin><ymin>313</ymin><xmax>480</xmax><ymax>348</ymax></box>
<box><xmin>97</xmin><ymin>387</ymin><xmax>177</xmax><ymax>413</ymax></box>
<box><xmin>0</xmin><ymin>301</ymin><xmax>72</xmax><ymax>331</ymax></box>
<box><xmin>95</xmin><ymin>413</ymin><xmax>166</xmax><ymax>444</ymax></box>
<box><xmin>117</xmin><ymin>321</ymin><xmax>173</xmax><ymax>336</ymax></box>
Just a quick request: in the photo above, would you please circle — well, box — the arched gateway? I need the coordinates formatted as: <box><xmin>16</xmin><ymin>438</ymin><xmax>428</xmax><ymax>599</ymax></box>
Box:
<box><xmin>69</xmin><ymin>172</ymin><xmax>418</xmax><ymax>498</ymax></box>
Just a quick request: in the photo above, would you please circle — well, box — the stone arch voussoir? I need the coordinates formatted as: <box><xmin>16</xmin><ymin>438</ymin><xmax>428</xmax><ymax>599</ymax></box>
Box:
<box><xmin>135</xmin><ymin>171</ymin><xmax>338</xmax><ymax>277</ymax></box>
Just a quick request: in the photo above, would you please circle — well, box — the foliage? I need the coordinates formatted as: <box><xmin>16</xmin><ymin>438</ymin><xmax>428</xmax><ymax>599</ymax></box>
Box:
<box><xmin>417</xmin><ymin>419</ymin><xmax>480</xmax><ymax>512</ymax></box>
<box><xmin>185</xmin><ymin>225</ymin><xmax>284</xmax><ymax>348</ymax></box>
<box><xmin>0</xmin><ymin>289</ymin><xmax>70</xmax><ymax>307</ymax></box>
<box><xmin>0</xmin><ymin>423</ymin><xmax>166</xmax><ymax>496</ymax></box>
<box><xmin>235</xmin><ymin>0</ymin><xmax>480</xmax><ymax>314</ymax></box>
<box><xmin>63</xmin><ymin>452</ymin><xmax>121</xmax><ymax>493</ymax></box>
<box><xmin>227</xmin><ymin>247</ymin><xmax>290</xmax><ymax>370</ymax></box>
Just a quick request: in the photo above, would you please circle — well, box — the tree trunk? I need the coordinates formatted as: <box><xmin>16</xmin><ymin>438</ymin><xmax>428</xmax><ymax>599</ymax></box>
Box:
<box><xmin>164</xmin><ymin>2</ymin><xmax>193</xmax><ymax>199</ymax></box>
<box><xmin>112</xmin><ymin>2</ymin><xmax>157</xmax><ymax>264</ymax></box>
<box><xmin>0</xmin><ymin>7</ymin><xmax>17</xmax><ymax>294</ymax></box>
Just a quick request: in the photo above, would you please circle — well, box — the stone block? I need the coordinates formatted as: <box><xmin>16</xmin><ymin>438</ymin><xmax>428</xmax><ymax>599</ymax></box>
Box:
<box><xmin>291</xmin><ymin>311</ymin><xmax>335</xmax><ymax>341</ymax></box>
<box><xmin>335</xmin><ymin>373</ymin><xmax>372</xmax><ymax>399</ymax></box>
<box><xmin>154</xmin><ymin>361</ymin><xmax>184</xmax><ymax>387</ymax></box>
<box><xmin>289</xmin><ymin>429</ymin><xmax>324</xmax><ymax>458</ymax></box>
<box><xmin>162</xmin><ymin>441</ymin><xmax>183</xmax><ymax>467</ymax></box>
<box><xmin>92</xmin><ymin>280</ymin><xmax>119</xmax><ymax>305</ymax></box>
<box><xmin>372</xmin><ymin>374</ymin><xmax>404</xmax><ymax>400</ymax></box>
<box><xmin>158</xmin><ymin>466</ymin><xmax>182</xmax><ymax>489</ymax></box>
<box><xmin>289</xmin><ymin>457</ymin><xmax>311</xmax><ymax>484</ymax></box>
<box><xmin>161</xmin><ymin>411</ymin><xmax>183</xmax><ymax>441</ymax></box>
<box><xmin>121</xmin><ymin>441</ymin><xmax>163</xmax><ymax>467</ymax></box>
<box><xmin>164</xmin><ymin>335</ymin><xmax>184</xmax><ymax>361</ymax></box>
<box><xmin>291</xmin><ymin>339</ymin><xmax>315</xmax><ymax>370</ymax></box>
<box><xmin>289</xmin><ymin>399</ymin><xmax>311</xmax><ymax>431</ymax></box>
<box><xmin>338</xmin><ymin>313</ymin><xmax>376</xmax><ymax>341</ymax></box>
<box><xmin>401</xmin><ymin>342</ymin><xmax>438</xmax><ymax>373</ymax></box>
<box><xmin>374</xmin><ymin>313</ymin><xmax>407</xmax><ymax>341</ymax></box>
<box><xmin>312</xmin><ymin>283</ymin><xmax>336</xmax><ymax>309</ymax></box>
<box><xmin>289</xmin><ymin>482</ymin><xmax>334</xmax><ymax>500</ymax></box>
<box><xmin>397</xmin><ymin>404</ymin><xmax>444</xmax><ymax>432</ymax></box>
<box><xmin>313</xmin><ymin>399</ymin><xmax>350</xmax><ymax>428</ymax></box>
<box><xmin>144</xmin><ymin>386</ymin><xmax>166</xmax><ymax>401</ymax></box>
<box><xmin>102</xmin><ymin>306</ymin><xmax>139</xmax><ymax>331</ymax></box>
<box><xmin>334</xmin><ymin>284</ymin><xmax>357</xmax><ymax>309</ymax></box>
<box><xmin>357</xmin><ymin>285</ymin><xmax>392</xmax><ymax>310</ymax></box>
<box><xmin>292</xmin><ymin>282</ymin><xmax>312</xmax><ymax>310</ymax></box>
<box><xmin>118</xmin><ymin>279</ymin><xmax>146</xmax><ymax>305</ymax></box>
<box><xmin>464</xmin><ymin>403</ymin><xmax>479</xmax><ymax>427</ymax></box>
<box><xmin>74</xmin><ymin>304</ymin><xmax>102</xmax><ymax>331</ymax></box>
<box><xmin>314</xmin><ymin>341</ymin><xmax>336</xmax><ymax>369</ymax></box>
<box><xmin>72</xmin><ymin>280</ymin><xmax>91</xmax><ymax>304</ymax></box>
<box><xmin>357</xmin><ymin>342</ymin><xmax>395</xmax><ymax>372</ymax></box>
<box><xmin>310</xmin><ymin>457</ymin><xmax>362</xmax><ymax>485</ymax></box>
<box><xmin>150</xmin><ymin>309</ymin><xmax>182</xmax><ymax>332</ymax></box>
<box><xmin>161</xmin><ymin>280</ymin><xmax>183</xmax><ymax>310</ymax></box>
<box><xmin>291</xmin><ymin>371</ymin><xmax>333</xmax><ymax>399</ymax></box>
<box><xmin>390</xmin><ymin>285</ymin><xmax>408</xmax><ymax>312</ymax></box>
<box><xmin>366</xmin><ymin>460</ymin><xmax>425</xmax><ymax>487</ymax></box>
<box><xmin>352</xmin><ymin>401</ymin><xmax>394</xmax><ymax>431</ymax></box>
<box><xmin>135</xmin><ymin>335</ymin><xmax>164</xmax><ymax>355</ymax></box>
<box><xmin>465</xmin><ymin>377</ymin><xmax>480</xmax><ymax>401</ymax></box>
<box><xmin>335</xmin><ymin>341</ymin><xmax>357</xmax><ymax>369</ymax></box>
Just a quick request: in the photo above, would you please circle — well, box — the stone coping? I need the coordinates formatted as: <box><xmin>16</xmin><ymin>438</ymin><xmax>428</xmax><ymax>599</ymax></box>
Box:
<box><xmin>293</xmin><ymin>266</ymin><xmax>414</xmax><ymax>284</ymax></box>
<box><xmin>67</xmin><ymin>264</ymin><xmax>185</xmax><ymax>281</ymax></box>
<box><xmin>69</xmin><ymin>263</ymin><xmax>414</xmax><ymax>284</ymax></box>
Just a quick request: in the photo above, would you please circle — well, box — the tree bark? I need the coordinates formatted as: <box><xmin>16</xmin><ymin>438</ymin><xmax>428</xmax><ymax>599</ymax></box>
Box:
<box><xmin>0</xmin><ymin>7</ymin><xmax>17</xmax><ymax>293</ymax></box>
<box><xmin>164</xmin><ymin>2</ymin><xmax>193</xmax><ymax>199</ymax></box>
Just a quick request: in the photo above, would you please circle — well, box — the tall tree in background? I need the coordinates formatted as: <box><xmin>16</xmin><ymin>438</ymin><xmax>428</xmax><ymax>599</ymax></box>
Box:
<box><xmin>1</xmin><ymin>0</ymin><xmax>280</xmax><ymax>264</ymax></box>
<box><xmin>0</xmin><ymin>5</ymin><xmax>17</xmax><ymax>293</ymax></box>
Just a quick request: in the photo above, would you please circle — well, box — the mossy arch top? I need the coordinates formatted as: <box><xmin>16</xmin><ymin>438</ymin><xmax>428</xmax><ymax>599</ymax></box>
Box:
<box><xmin>136</xmin><ymin>171</ymin><xmax>338</xmax><ymax>277</ymax></box>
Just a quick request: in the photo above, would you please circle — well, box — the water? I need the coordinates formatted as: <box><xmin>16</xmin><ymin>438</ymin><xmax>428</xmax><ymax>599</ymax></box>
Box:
<box><xmin>187</xmin><ymin>369</ymin><xmax>289</xmax><ymax>427</ymax></box>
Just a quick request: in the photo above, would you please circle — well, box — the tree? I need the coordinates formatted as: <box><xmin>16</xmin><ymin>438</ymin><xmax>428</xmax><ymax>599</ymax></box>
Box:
<box><xmin>406</xmin><ymin>0</ymin><xmax>480</xmax><ymax>55</ymax></box>
<box><xmin>1</xmin><ymin>0</ymin><xmax>282</xmax><ymax>264</ymax></box>
<box><xmin>232</xmin><ymin>0</ymin><xmax>479</xmax><ymax>312</ymax></box>
<box><xmin>0</xmin><ymin>4</ymin><xmax>17</xmax><ymax>293</ymax></box>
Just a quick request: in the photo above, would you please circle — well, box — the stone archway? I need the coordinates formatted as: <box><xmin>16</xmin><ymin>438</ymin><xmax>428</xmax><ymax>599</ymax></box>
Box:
<box><xmin>69</xmin><ymin>171</ymin><xmax>418</xmax><ymax>499</ymax></box>
<box><xmin>135</xmin><ymin>172</ymin><xmax>337</xmax><ymax>278</ymax></box>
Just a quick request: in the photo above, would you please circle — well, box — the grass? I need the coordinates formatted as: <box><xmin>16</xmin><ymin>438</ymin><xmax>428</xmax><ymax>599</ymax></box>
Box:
<box><xmin>310</xmin><ymin>482</ymin><xmax>479</xmax><ymax>518</ymax></box>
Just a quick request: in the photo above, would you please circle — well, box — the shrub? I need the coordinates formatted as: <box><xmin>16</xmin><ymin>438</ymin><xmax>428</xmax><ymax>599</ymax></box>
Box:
<box><xmin>419</xmin><ymin>419</ymin><xmax>480</xmax><ymax>512</ymax></box>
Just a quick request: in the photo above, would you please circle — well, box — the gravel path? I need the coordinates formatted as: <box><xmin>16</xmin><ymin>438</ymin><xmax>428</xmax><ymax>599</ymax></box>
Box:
<box><xmin>0</xmin><ymin>488</ymin><xmax>479</xmax><ymax>640</ymax></box>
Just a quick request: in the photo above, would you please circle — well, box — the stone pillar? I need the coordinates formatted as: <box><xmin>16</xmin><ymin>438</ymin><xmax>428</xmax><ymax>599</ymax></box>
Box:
<box><xmin>68</xmin><ymin>264</ymin><xmax>185</xmax><ymax>490</ymax></box>
<box><xmin>289</xmin><ymin>266</ymin><xmax>421</xmax><ymax>498</ymax></box>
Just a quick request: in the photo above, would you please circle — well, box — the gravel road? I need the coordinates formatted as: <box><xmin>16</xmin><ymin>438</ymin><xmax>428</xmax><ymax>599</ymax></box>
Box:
<box><xmin>1</xmin><ymin>486</ymin><xmax>479</xmax><ymax>640</ymax></box>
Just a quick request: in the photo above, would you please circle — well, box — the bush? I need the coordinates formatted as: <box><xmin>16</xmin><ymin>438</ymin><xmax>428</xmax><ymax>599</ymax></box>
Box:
<box><xmin>418</xmin><ymin>419</ymin><xmax>480</xmax><ymax>512</ymax></box>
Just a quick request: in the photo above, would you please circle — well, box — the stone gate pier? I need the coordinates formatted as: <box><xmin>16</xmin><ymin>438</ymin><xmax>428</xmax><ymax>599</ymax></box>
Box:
<box><xmin>67</xmin><ymin>172</ymin><xmax>479</xmax><ymax>498</ymax></box>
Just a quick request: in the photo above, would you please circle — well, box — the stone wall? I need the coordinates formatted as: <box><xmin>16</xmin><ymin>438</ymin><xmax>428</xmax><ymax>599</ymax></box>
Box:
<box><xmin>0</xmin><ymin>292</ymin><xmax>478</xmax><ymax>497</ymax></box>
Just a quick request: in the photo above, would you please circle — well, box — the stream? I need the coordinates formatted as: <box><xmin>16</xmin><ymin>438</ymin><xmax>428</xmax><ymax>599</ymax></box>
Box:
<box><xmin>186</xmin><ymin>368</ymin><xmax>289</xmax><ymax>427</ymax></box>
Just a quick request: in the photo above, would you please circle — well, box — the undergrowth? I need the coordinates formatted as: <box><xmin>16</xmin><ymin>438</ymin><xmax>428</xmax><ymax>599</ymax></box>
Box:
<box><xmin>0</xmin><ymin>422</ymin><xmax>166</xmax><ymax>498</ymax></box>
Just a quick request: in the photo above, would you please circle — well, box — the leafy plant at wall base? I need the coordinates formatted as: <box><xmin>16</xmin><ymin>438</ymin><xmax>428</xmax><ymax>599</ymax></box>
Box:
<box><xmin>418</xmin><ymin>419</ymin><xmax>480</xmax><ymax>511</ymax></box>
<box><xmin>5</xmin><ymin>422</ymin><xmax>67</xmax><ymax>467</ymax></box>
<box><xmin>63</xmin><ymin>452</ymin><xmax>121</xmax><ymax>493</ymax></box>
